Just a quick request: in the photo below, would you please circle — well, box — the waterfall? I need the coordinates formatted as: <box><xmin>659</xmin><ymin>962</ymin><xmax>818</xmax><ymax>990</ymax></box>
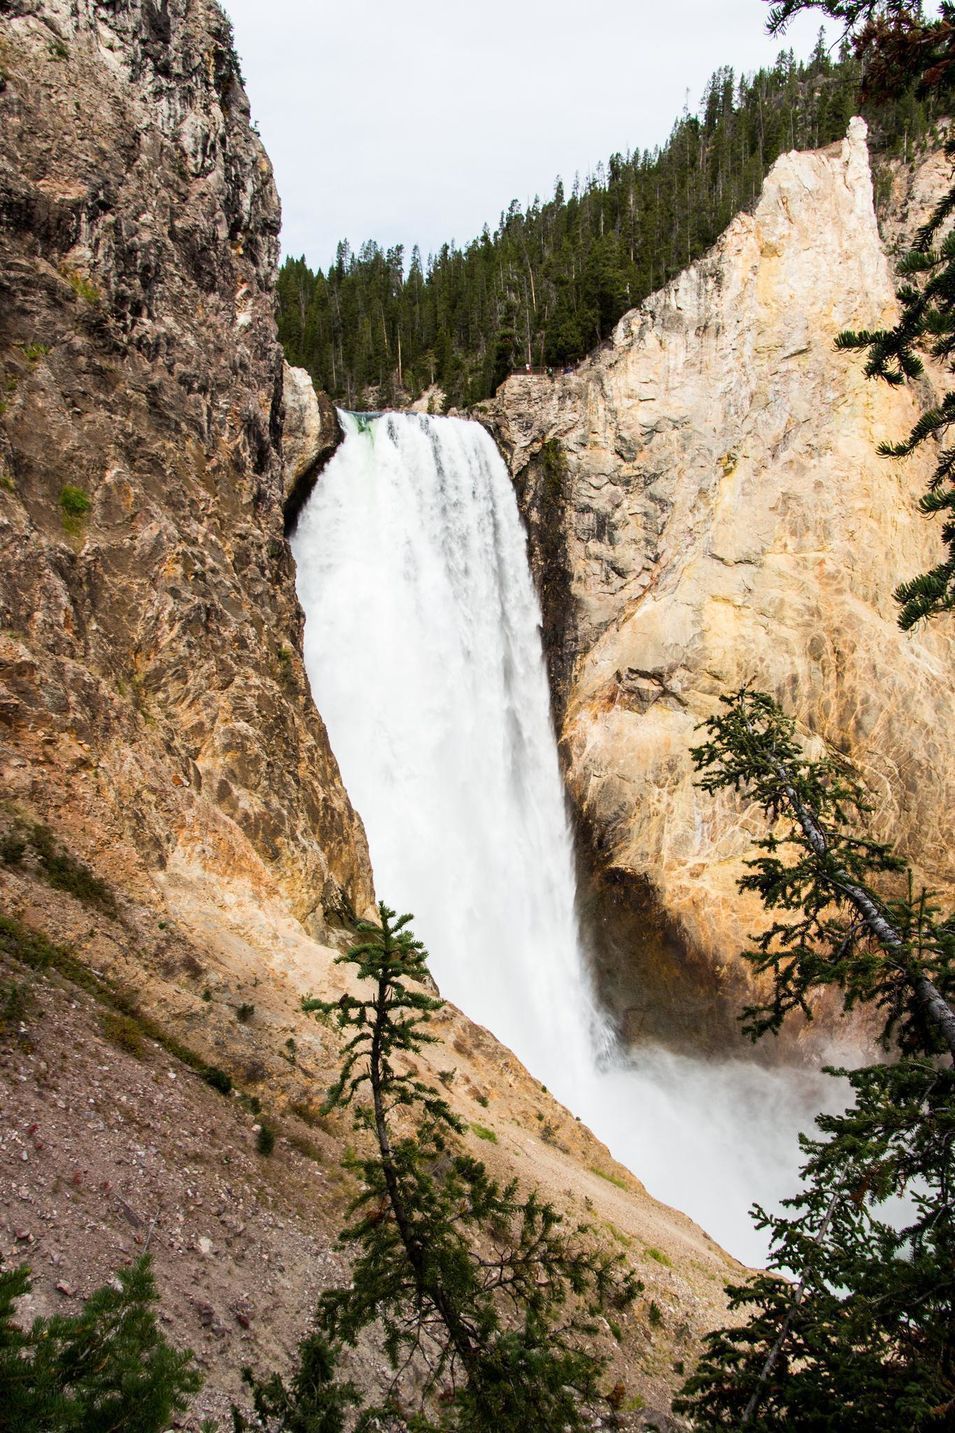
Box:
<box><xmin>292</xmin><ymin>411</ymin><xmax>837</xmax><ymax>1266</ymax></box>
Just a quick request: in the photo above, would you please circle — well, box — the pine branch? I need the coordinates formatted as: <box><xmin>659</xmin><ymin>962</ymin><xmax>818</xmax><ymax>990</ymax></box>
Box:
<box><xmin>739</xmin><ymin>1190</ymin><xmax>842</xmax><ymax>1427</ymax></box>
<box><xmin>692</xmin><ymin>689</ymin><xmax>955</xmax><ymax>1059</ymax></box>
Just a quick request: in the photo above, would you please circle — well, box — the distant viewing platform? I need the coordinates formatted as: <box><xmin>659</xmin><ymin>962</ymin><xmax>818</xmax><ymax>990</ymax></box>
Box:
<box><xmin>509</xmin><ymin>365</ymin><xmax>577</xmax><ymax>378</ymax></box>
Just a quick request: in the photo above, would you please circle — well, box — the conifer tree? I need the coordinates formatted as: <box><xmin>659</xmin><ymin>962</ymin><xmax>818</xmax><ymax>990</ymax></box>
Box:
<box><xmin>0</xmin><ymin>1255</ymin><xmax>201</xmax><ymax>1431</ymax></box>
<box><xmin>231</xmin><ymin>1333</ymin><xmax>360</xmax><ymax>1433</ymax></box>
<box><xmin>297</xmin><ymin>903</ymin><xmax>640</xmax><ymax>1432</ymax></box>
<box><xmin>676</xmin><ymin>690</ymin><xmax>955</xmax><ymax>1430</ymax></box>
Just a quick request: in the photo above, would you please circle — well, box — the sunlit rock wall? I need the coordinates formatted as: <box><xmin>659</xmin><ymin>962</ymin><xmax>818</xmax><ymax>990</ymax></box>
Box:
<box><xmin>483</xmin><ymin>121</ymin><xmax>954</xmax><ymax>1051</ymax></box>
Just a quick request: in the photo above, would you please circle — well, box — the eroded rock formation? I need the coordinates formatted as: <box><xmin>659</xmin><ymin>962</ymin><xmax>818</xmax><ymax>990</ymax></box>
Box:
<box><xmin>483</xmin><ymin>120</ymin><xmax>955</xmax><ymax>1052</ymax></box>
<box><xmin>0</xmin><ymin>5</ymin><xmax>742</xmax><ymax>1418</ymax></box>
<box><xmin>281</xmin><ymin>361</ymin><xmax>343</xmax><ymax>531</ymax></box>
<box><xmin>0</xmin><ymin>0</ymin><xmax>372</xmax><ymax>929</ymax></box>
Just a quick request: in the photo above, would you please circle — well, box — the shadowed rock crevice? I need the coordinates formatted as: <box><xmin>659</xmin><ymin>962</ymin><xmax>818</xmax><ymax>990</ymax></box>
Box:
<box><xmin>577</xmin><ymin>856</ymin><xmax>741</xmax><ymax>1057</ymax></box>
<box><xmin>513</xmin><ymin>438</ymin><xmax>576</xmax><ymax>726</ymax></box>
<box><xmin>281</xmin><ymin>365</ymin><xmax>344</xmax><ymax>535</ymax></box>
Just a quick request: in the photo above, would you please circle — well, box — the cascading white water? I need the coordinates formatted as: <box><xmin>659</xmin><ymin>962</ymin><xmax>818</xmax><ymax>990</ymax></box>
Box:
<box><xmin>292</xmin><ymin>411</ymin><xmax>837</xmax><ymax>1265</ymax></box>
<box><xmin>292</xmin><ymin>412</ymin><xmax>607</xmax><ymax>1099</ymax></box>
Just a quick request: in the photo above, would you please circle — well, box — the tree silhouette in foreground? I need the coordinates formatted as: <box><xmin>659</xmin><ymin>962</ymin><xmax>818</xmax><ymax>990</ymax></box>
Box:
<box><xmin>292</xmin><ymin>903</ymin><xmax>640</xmax><ymax>1432</ymax></box>
<box><xmin>0</xmin><ymin>1255</ymin><xmax>201</xmax><ymax>1431</ymax></box>
<box><xmin>676</xmin><ymin>690</ymin><xmax>954</xmax><ymax>1430</ymax></box>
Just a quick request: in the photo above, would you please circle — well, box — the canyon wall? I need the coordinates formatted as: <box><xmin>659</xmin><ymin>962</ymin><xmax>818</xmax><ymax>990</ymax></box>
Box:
<box><xmin>482</xmin><ymin>120</ymin><xmax>955</xmax><ymax>1052</ymax></box>
<box><xmin>0</xmin><ymin>4</ymin><xmax>736</xmax><ymax>1419</ymax></box>
<box><xmin>0</xmin><ymin>0</ymin><xmax>372</xmax><ymax>929</ymax></box>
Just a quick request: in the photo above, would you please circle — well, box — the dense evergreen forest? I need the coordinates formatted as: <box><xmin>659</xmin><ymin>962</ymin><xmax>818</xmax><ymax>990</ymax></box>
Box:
<box><xmin>277</xmin><ymin>36</ymin><xmax>937</xmax><ymax>409</ymax></box>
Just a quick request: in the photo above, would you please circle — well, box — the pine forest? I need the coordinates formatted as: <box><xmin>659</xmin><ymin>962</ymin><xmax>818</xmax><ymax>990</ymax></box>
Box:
<box><xmin>277</xmin><ymin>36</ymin><xmax>937</xmax><ymax>409</ymax></box>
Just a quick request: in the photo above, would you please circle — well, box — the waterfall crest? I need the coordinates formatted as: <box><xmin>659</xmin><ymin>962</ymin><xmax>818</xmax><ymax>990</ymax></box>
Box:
<box><xmin>292</xmin><ymin>410</ymin><xmax>836</xmax><ymax>1266</ymax></box>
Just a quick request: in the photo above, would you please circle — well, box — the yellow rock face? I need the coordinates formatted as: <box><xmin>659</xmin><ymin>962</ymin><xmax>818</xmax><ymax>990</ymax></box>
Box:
<box><xmin>486</xmin><ymin>121</ymin><xmax>955</xmax><ymax>1045</ymax></box>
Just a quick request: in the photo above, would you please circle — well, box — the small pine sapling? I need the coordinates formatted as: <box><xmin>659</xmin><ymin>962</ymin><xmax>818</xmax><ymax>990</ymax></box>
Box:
<box><xmin>0</xmin><ymin>1255</ymin><xmax>200</xmax><ymax>1429</ymax></box>
<box><xmin>301</xmin><ymin>902</ymin><xmax>641</xmax><ymax>1431</ymax></box>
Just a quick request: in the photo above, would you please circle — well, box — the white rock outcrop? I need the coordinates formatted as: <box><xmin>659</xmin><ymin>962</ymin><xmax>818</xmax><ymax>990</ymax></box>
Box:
<box><xmin>281</xmin><ymin>362</ymin><xmax>344</xmax><ymax>504</ymax></box>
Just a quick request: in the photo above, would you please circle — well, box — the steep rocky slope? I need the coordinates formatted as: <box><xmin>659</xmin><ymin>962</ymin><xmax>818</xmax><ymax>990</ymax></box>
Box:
<box><xmin>482</xmin><ymin>120</ymin><xmax>955</xmax><ymax>1052</ymax></box>
<box><xmin>0</xmin><ymin>0</ymin><xmax>371</xmax><ymax>931</ymax></box>
<box><xmin>0</xmin><ymin>2</ymin><xmax>738</xmax><ymax>1422</ymax></box>
<box><xmin>2</xmin><ymin>861</ymin><xmax>736</xmax><ymax>1428</ymax></box>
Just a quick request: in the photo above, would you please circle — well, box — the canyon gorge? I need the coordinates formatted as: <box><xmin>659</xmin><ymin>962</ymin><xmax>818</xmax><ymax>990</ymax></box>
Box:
<box><xmin>481</xmin><ymin>119</ymin><xmax>955</xmax><ymax>1054</ymax></box>
<box><xmin>0</xmin><ymin>0</ymin><xmax>952</xmax><ymax>1425</ymax></box>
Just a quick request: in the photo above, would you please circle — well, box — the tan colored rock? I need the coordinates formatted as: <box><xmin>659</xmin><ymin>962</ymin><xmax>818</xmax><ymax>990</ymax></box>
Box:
<box><xmin>483</xmin><ymin>120</ymin><xmax>955</xmax><ymax>1049</ymax></box>
<box><xmin>0</xmin><ymin>0</ymin><xmax>372</xmax><ymax>931</ymax></box>
<box><xmin>409</xmin><ymin>382</ymin><xmax>447</xmax><ymax>414</ymax></box>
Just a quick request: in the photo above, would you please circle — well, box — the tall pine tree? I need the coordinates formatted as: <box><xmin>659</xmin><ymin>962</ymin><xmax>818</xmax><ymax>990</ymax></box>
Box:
<box><xmin>676</xmin><ymin>691</ymin><xmax>954</xmax><ymax>1430</ymax></box>
<box><xmin>293</xmin><ymin>904</ymin><xmax>641</xmax><ymax>1432</ymax></box>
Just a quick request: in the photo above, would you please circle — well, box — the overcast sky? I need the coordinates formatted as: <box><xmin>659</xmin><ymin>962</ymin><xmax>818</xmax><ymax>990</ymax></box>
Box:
<box><xmin>223</xmin><ymin>0</ymin><xmax>838</xmax><ymax>272</ymax></box>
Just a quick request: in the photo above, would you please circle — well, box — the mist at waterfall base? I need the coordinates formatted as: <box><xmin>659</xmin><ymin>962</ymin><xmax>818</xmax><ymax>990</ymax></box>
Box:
<box><xmin>292</xmin><ymin>411</ymin><xmax>845</xmax><ymax>1267</ymax></box>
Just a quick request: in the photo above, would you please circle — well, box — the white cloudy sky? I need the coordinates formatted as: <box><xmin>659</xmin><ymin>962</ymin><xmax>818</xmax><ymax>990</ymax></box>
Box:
<box><xmin>223</xmin><ymin>0</ymin><xmax>838</xmax><ymax>271</ymax></box>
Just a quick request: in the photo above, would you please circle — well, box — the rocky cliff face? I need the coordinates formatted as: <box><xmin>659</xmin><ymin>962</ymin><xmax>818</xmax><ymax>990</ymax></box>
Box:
<box><xmin>0</xmin><ymin>0</ymin><xmax>372</xmax><ymax>928</ymax></box>
<box><xmin>0</xmin><ymin>5</ymin><xmax>739</xmax><ymax>1419</ymax></box>
<box><xmin>482</xmin><ymin>121</ymin><xmax>955</xmax><ymax>1052</ymax></box>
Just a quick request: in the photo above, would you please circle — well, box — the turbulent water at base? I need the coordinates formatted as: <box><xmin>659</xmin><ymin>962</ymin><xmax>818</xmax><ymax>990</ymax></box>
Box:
<box><xmin>292</xmin><ymin>411</ymin><xmax>837</xmax><ymax>1266</ymax></box>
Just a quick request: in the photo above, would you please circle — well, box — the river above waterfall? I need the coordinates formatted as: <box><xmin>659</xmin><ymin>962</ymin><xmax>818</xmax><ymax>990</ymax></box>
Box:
<box><xmin>291</xmin><ymin>410</ymin><xmax>839</xmax><ymax>1266</ymax></box>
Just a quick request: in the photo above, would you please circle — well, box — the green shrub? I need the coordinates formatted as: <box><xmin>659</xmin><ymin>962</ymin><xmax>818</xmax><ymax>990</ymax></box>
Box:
<box><xmin>286</xmin><ymin>1130</ymin><xmax>322</xmax><ymax>1163</ymax></box>
<box><xmin>591</xmin><ymin>1166</ymin><xmax>627</xmax><ymax>1190</ymax></box>
<box><xmin>59</xmin><ymin>485</ymin><xmax>91</xmax><ymax>517</ymax></box>
<box><xmin>648</xmin><ymin>1300</ymin><xmax>663</xmax><ymax>1327</ymax></box>
<box><xmin>200</xmin><ymin>1064</ymin><xmax>232</xmax><ymax>1095</ymax></box>
<box><xmin>256</xmin><ymin>1123</ymin><xmax>276</xmax><ymax>1156</ymax></box>
<box><xmin>28</xmin><ymin>822</ymin><xmax>115</xmax><ymax>913</ymax></box>
<box><xmin>288</xmin><ymin>1098</ymin><xmax>318</xmax><ymax>1125</ymax></box>
<box><xmin>98</xmin><ymin>1010</ymin><xmax>146</xmax><ymax>1058</ymax></box>
<box><xmin>236</xmin><ymin>1001</ymin><xmax>255</xmax><ymax>1024</ymax></box>
<box><xmin>275</xmin><ymin>645</ymin><xmax>295</xmax><ymax>687</ymax></box>
<box><xmin>470</xmin><ymin>1122</ymin><xmax>497</xmax><ymax>1143</ymax></box>
<box><xmin>0</xmin><ymin>833</ymin><xmax>25</xmax><ymax>865</ymax></box>
<box><xmin>0</xmin><ymin>978</ymin><xmax>33</xmax><ymax>1036</ymax></box>
<box><xmin>64</xmin><ymin>269</ymin><xmax>100</xmax><ymax>304</ymax></box>
<box><xmin>0</xmin><ymin>913</ymin><xmax>64</xmax><ymax>975</ymax></box>
<box><xmin>645</xmin><ymin>1246</ymin><xmax>671</xmax><ymax>1267</ymax></box>
<box><xmin>0</xmin><ymin>1256</ymin><xmax>200</xmax><ymax>1429</ymax></box>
